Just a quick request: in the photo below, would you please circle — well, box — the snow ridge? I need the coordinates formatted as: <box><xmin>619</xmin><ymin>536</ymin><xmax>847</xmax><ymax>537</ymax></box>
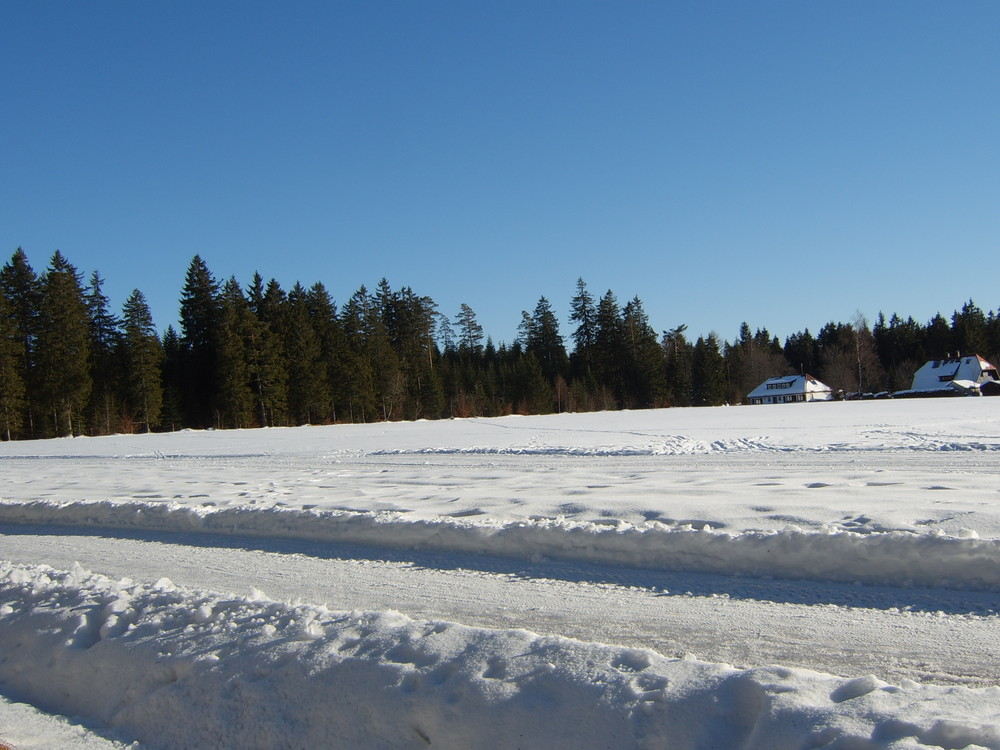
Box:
<box><xmin>2</xmin><ymin>561</ymin><xmax>998</xmax><ymax>750</ymax></box>
<box><xmin>371</xmin><ymin>435</ymin><xmax>784</xmax><ymax>455</ymax></box>
<box><xmin>3</xmin><ymin>500</ymin><xmax>1000</xmax><ymax>592</ymax></box>
<box><xmin>370</xmin><ymin>433</ymin><xmax>1000</xmax><ymax>456</ymax></box>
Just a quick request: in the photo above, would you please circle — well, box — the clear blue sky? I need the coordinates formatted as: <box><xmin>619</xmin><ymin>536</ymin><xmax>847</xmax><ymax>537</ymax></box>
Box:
<box><xmin>3</xmin><ymin>1</ymin><xmax>998</xmax><ymax>346</ymax></box>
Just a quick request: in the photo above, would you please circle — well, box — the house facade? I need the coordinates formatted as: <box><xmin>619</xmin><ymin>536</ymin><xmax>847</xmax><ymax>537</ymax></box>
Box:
<box><xmin>746</xmin><ymin>375</ymin><xmax>833</xmax><ymax>405</ymax></box>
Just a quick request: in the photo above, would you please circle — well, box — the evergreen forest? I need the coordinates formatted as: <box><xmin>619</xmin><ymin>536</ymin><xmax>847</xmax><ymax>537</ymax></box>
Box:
<box><xmin>3</xmin><ymin>247</ymin><xmax>1000</xmax><ymax>440</ymax></box>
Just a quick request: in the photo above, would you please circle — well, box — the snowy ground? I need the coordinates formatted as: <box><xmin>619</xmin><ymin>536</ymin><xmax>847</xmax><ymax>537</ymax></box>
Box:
<box><xmin>2</xmin><ymin>399</ymin><xmax>1000</xmax><ymax>748</ymax></box>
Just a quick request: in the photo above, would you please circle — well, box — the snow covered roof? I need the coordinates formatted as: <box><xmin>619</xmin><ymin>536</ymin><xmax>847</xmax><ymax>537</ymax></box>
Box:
<box><xmin>746</xmin><ymin>374</ymin><xmax>832</xmax><ymax>400</ymax></box>
<box><xmin>906</xmin><ymin>355</ymin><xmax>1000</xmax><ymax>394</ymax></box>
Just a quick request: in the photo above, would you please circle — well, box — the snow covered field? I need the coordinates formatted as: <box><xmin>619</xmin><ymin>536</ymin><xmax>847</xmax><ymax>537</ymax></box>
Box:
<box><xmin>2</xmin><ymin>399</ymin><xmax>1000</xmax><ymax>748</ymax></box>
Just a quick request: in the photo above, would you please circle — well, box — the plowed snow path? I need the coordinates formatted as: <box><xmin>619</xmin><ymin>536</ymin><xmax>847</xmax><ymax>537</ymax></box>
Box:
<box><xmin>4</xmin><ymin>528</ymin><xmax>997</xmax><ymax>688</ymax></box>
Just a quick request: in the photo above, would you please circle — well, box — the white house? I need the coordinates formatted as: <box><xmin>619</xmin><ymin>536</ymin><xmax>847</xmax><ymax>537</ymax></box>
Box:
<box><xmin>746</xmin><ymin>374</ymin><xmax>833</xmax><ymax>405</ymax></box>
<box><xmin>894</xmin><ymin>355</ymin><xmax>1000</xmax><ymax>398</ymax></box>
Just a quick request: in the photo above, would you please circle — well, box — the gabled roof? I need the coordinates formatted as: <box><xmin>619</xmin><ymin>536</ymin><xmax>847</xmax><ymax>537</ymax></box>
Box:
<box><xmin>746</xmin><ymin>374</ymin><xmax>832</xmax><ymax>400</ymax></box>
<box><xmin>908</xmin><ymin>355</ymin><xmax>1000</xmax><ymax>393</ymax></box>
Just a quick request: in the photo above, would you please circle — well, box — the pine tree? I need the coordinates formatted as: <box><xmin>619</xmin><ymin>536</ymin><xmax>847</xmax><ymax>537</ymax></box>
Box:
<box><xmin>455</xmin><ymin>303</ymin><xmax>484</xmax><ymax>355</ymax></box>
<box><xmin>436</xmin><ymin>312</ymin><xmax>456</xmax><ymax>354</ymax></box>
<box><xmin>121</xmin><ymin>289</ymin><xmax>163</xmax><ymax>432</ymax></box>
<box><xmin>449</xmin><ymin>303</ymin><xmax>487</xmax><ymax>416</ymax></box>
<box><xmin>35</xmin><ymin>251</ymin><xmax>92</xmax><ymax>435</ymax></box>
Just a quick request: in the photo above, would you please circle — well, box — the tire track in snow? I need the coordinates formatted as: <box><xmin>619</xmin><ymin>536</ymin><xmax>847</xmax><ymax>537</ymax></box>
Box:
<box><xmin>2</xmin><ymin>530</ymin><xmax>998</xmax><ymax>687</ymax></box>
<box><xmin>3</xmin><ymin>499</ymin><xmax>1000</xmax><ymax>592</ymax></box>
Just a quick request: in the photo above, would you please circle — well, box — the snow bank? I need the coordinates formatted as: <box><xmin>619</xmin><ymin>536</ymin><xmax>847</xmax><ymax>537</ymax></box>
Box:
<box><xmin>2</xmin><ymin>561</ymin><xmax>998</xmax><ymax>750</ymax></box>
<box><xmin>3</xmin><ymin>500</ymin><xmax>1000</xmax><ymax>592</ymax></box>
<box><xmin>0</xmin><ymin>694</ymin><xmax>129</xmax><ymax>749</ymax></box>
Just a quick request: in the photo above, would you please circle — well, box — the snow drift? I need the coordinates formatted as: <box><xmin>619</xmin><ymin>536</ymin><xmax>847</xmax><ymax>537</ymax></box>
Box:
<box><xmin>2</xmin><ymin>561</ymin><xmax>999</xmax><ymax>750</ymax></box>
<box><xmin>2</xmin><ymin>499</ymin><xmax>1000</xmax><ymax>592</ymax></box>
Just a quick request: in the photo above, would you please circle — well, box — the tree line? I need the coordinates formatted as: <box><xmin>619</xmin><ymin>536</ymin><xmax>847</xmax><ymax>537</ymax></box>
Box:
<box><xmin>2</xmin><ymin>248</ymin><xmax>1000</xmax><ymax>440</ymax></box>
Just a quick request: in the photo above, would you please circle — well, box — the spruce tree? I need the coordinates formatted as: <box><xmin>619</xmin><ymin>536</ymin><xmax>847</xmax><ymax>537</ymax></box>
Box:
<box><xmin>873</xmin><ymin>313</ymin><xmax>925</xmax><ymax>391</ymax></box>
<box><xmin>987</xmin><ymin>310</ymin><xmax>1000</xmax><ymax>365</ymax></box>
<box><xmin>159</xmin><ymin>326</ymin><xmax>185</xmax><ymax>431</ymax></box>
<box><xmin>216</xmin><ymin>278</ymin><xmax>255</xmax><ymax>428</ymax></box>
<box><xmin>244</xmin><ymin>278</ymin><xmax>289</xmax><ymax>427</ymax></box>
<box><xmin>520</xmin><ymin>296</ymin><xmax>568</xmax><ymax>385</ymax></box>
<box><xmin>339</xmin><ymin>287</ymin><xmax>378</xmax><ymax>422</ymax></box>
<box><xmin>569</xmin><ymin>278</ymin><xmax>597</xmax><ymax>365</ymax></box>
<box><xmin>1</xmin><ymin>248</ymin><xmax>42</xmax><ymax>436</ymax></box>
<box><xmin>285</xmin><ymin>282</ymin><xmax>330</xmax><ymax>424</ymax></box>
<box><xmin>691</xmin><ymin>333</ymin><xmax>726</xmax><ymax>406</ymax></box>
<box><xmin>121</xmin><ymin>289</ymin><xmax>163</xmax><ymax>432</ymax></box>
<box><xmin>344</xmin><ymin>284</ymin><xmax>399</xmax><ymax>421</ymax></box>
<box><xmin>662</xmin><ymin>325</ymin><xmax>692</xmax><ymax>407</ymax></box>
<box><xmin>84</xmin><ymin>270</ymin><xmax>124</xmax><ymax>434</ymax></box>
<box><xmin>925</xmin><ymin>313</ymin><xmax>952</xmax><ymax>358</ymax></box>
<box><xmin>306</xmin><ymin>282</ymin><xmax>349</xmax><ymax>424</ymax></box>
<box><xmin>36</xmin><ymin>251</ymin><xmax>92</xmax><ymax>435</ymax></box>
<box><xmin>594</xmin><ymin>290</ymin><xmax>626</xmax><ymax>407</ymax></box>
<box><xmin>783</xmin><ymin>329</ymin><xmax>819</xmax><ymax>377</ymax></box>
<box><xmin>728</xmin><ymin>322</ymin><xmax>789</xmax><ymax>403</ymax></box>
<box><xmin>514</xmin><ymin>353</ymin><xmax>552</xmax><ymax>414</ymax></box>
<box><xmin>178</xmin><ymin>255</ymin><xmax>221</xmax><ymax>427</ymax></box>
<box><xmin>952</xmin><ymin>300</ymin><xmax>988</xmax><ymax>357</ymax></box>
<box><xmin>622</xmin><ymin>296</ymin><xmax>667</xmax><ymax>408</ymax></box>
<box><xmin>392</xmin><ymin>287</ymin><xmax>443</xmax><ymax>419</ymax></box>
<box><xmin>0</xmin><ymin>290</ymin><xmax>26</xmax><ymax>439</ymax></box>
<box><xmin>816</xmin><ymin>322</ymin><xmax>857</xmax><ymax>392</ymax></box>
<box><xmin>247</xmin><ymin>272</ymin><xmax>267</xmax><ymax>317</ymax></box>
